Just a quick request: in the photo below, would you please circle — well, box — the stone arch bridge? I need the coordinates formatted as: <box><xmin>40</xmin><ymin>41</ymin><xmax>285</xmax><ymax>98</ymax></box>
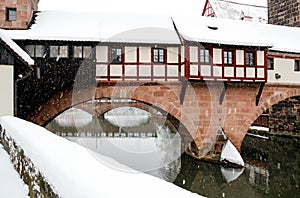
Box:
<box><xmin>27</xmin><ymin>81</ymin><xmax>300</xmax><ymax>158</ymax></box>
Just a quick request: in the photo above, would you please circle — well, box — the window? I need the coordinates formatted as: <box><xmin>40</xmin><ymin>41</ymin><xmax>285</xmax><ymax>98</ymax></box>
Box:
<box><xmin>200</xmin><ymin>48</ymin><xmax>210</xmax><ymax>64</ymax></box>
<box><xmin>153</xmin><ymin>48</ymin><xmax>165</xmax><ymax>63</ymax></box>
<box><xmin>294</xmin><ymin>60</ymin><xmax>300</xmax><ymax>71</ymax></box>
<box><xmin>25</xmin><ymin>45</ymin><xmax>46</xmax><ymax>58</ymax></box>
<box><xmin>246</xmin><ymin>52</ymin><xmax>255</xmax><ymax>66</ymax></box>
<box><xmin>6</xmin><ymin>8</ymin><xmax>16</xmax><ymax>21</ymax></box>
<box><xmin>74</xmin><ymin>46</ymin><xmax>92</xmax><ymax>58</ymax></box>
<box><xmin>110</xmin><ymin>47</ymin><xmax>122</xmax><ymax>63</ymax></box>
<box><xmin>268</xmin><ymin>58</ymin><xmax>274</xmax><ymax>70</ymax></box>
<box><xmin>223</xmin><ymin>50</ymin><xmax>233</xmax><ymax>65</ymax></box>
<box><xmin>50</xmin><ymin>45</ymin><xmax>68</xmax><ymax>58</ymax></box>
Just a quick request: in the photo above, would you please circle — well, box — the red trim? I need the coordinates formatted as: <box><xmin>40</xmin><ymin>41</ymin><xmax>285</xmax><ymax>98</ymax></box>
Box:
<box><xmin>202</xmin><ymin>0</ymin><xmax>210</xmax><ymax>16</ymax></box>
<box><xmin>264</xmin><ymin>49</ymin><xmax>268</xmax><ymax>81</ymax></box>
<box><xmin>122</xmin><ymin>46</ymin><xmax>125</xmax><ymax>81</ymax></box>
<box><xmin>137</xmin><ymin>47</ymin><xmax>140</xmax><ymax>81</ymax></box>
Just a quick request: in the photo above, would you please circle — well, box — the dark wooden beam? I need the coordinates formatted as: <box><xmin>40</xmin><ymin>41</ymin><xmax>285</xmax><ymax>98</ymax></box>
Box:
<box><xmin>180</xmin><ymin>80</ymin><xmax>188</xmax><ymax>105</ymax></box>
<box><xmin>256</xmin><ymin>82</ymin><xmax>265</xmax><ymax>106</ymax></box>
<box><xmin>219</xmin><ymin>82</ymin><xmax>228</xmax><ymax>105</ymax></box>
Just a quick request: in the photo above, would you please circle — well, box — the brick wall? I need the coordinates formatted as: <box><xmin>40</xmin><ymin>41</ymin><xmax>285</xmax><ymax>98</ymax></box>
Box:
<box><xmin>269</xmin><ymin>96</ymin><xmax>300</xmax><ymax>137</ymax></box>
<box><xmin>0</xmin><ymin>0</ymin><xmax>39</xmax><ymax>29</ymax></box>
<box><xmin>268</xmin><ymin>0</ymin><xmax>300</xmax><ymax>27</ymax></box>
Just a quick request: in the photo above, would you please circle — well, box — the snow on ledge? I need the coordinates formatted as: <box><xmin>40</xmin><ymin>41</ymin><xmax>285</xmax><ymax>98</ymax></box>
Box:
<box><xmin>0</xmin><ymin>116</ymin><xmax>203</xmax><ymax>198</ymax></box>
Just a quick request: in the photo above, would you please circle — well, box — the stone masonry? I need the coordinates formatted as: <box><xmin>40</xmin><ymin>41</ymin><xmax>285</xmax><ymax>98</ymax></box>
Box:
<box><xmin>268</xmin><ymin>0</ymin><xmax>300</xmax><ymax>27</ymax></box>
<box><xmin>0</xmin><ymin>0</ymin><xmax>39</xmax><ymax>29</ymax></box>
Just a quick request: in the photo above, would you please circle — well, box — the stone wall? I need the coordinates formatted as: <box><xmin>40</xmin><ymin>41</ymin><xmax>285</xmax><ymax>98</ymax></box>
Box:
<box><xmin>269</xmin><ymin>96</ymin><xmax>300</xmax><ymax>137</ymax></box>
<box><xmin>268</xmin><ymin>0</ymin><xmax>300</xmax><ymax>27</ymax></box>
<box><xmin>0</xmin><ymin>0</ymin><xmax>39</xmax><ymax>29</ymax></box>
<box><xmin>0</xmin><ymin>123</ymin><xmax>59</xmax><ymax>197</ymax></box>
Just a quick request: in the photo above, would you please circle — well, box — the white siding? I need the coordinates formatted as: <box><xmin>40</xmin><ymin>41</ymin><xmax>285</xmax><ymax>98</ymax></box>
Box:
<box><xmin>236</xmin><ymin>50</ymin><xmax>244</xmax><ymax>65</ymax></box>
<box><xmin>139</xmin><ymin>65</ymin><xmax>151</xmax><ymax>77</ymax></box>
<box><xmin>167</xmin><ymin>65</ymin><xmax>179</xmax><ymax>77</ymax></box>
<box><xmin>0</xmin><ymin>64</ymin><xmax>14</xmax><ymax>116</ymax></box>
<box><xmin>224</xmin><ymin>67</ymin><xmax>234</xmax><ymax>77</ymax></box>
<box><xmin>213</xmin><ymin>66</ymin><xmax>222</xmax><ymax>77</ymax></box>
<box><xmin>268</xmin><ymin>58</ymin><xmax>300</xmax><ymax>83</ymax></box>
<box><xmin>96</xmin><ymin>65</ymin><xmax>108</xmax><ymax>77</ymax></box>
<box><xmin>213</xmin><ymin>48</ymin><xmax>222</xmax><ymax>64</ymax></box>
<box><xmin>125</xmin><ymin>65</ymin><xmax>137</xmax><ymax>77</ymax></box>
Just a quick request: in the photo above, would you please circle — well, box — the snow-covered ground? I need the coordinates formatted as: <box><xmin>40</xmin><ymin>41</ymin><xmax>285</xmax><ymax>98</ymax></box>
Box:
<box><xmin>0</xmin><ymin>116</ymin><xmax>203</xmax><ymax>198</ymax></box>
<box><xmin>0</xmin><ymin>144</ymin><xmax>29</xmax><ymax>198</ymax></box>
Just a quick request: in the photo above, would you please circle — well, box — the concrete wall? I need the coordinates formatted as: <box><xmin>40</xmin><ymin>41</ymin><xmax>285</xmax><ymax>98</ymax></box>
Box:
<box><xmin>0</xmin><ymin>64</ymin><xmax>14</xmax><ymax>116</ymax></box>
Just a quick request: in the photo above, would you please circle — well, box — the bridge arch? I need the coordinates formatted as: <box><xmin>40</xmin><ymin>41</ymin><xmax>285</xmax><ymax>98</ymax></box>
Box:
<box><xmin>239</xmin><ymin>84</ymin><xmax>300</xmax><ymax>148</ymax></box>
<box><xmin>28</xmin><ymin>81</ymin><xmax>203</xmax><ymax>153</ymax></box>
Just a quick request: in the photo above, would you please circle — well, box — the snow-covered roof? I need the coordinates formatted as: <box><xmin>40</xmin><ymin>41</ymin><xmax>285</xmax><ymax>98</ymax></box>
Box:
<box><xmin>0</xmin><ymin>30</ymin><xmax>34</xmax><ymax>65</ymax></box>
<box><xmin>173</xmin><ymin>16</ymin><xmax>300</xmax><ymax>53</ymax></box>
<box><xmin>207</xmin><ymin>0</ymin><xmax>268</xmax><ymax>23</ymax></box>
<box><xmin>4</xmin><ymin>11</ymin><xmax>300</xmax><ymax>54</ymax></box>
<box><xmin>6</xmin><ymin>11</ymin><xmax>181</xmax><ymax>45</ymax></box>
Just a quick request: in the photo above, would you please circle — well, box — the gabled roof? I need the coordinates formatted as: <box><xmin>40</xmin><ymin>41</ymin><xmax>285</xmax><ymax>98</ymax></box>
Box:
<box><xmin>173</xmin><ymin>16</ymin><xmax>300</xmax><ymax>53</ymax></box>
<box><xmin>203</xmin><ymin>0</ymin><xmax>268</xmax><ymax>23</ymax></box>
<box><xmin>6</xmin><ymin>11</ymin><xmax>181</xmax><ymax>45</ymax></box>
<box><xmin>0</xmin><ymin>30</ymin><xmax>34</xmax><ymax>65</ymax></box>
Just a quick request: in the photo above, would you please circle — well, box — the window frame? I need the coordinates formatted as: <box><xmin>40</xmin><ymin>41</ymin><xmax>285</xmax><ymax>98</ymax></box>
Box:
<box><xmin>245</xmin><ymin>51</ymin><xmax>255</xmax><ymax>66</ymax></box>
<box><xmin>6</xmin><ymin>8</ymin><xmax>16</xmax><ymax>21</ymax></box>
<box><xmin>200</xmin><ymin>48</ymin><xmax>210</xmax><ymax>64</ymax></box>
<box><xmin>73</xmin><ymin>46</ymin><xmax>92</xmax><ymax>59</ymax></box>
<box><xmin>223</xmin><ymin>50</ymin><xmax>234</xmax><ymax>65</ymax></box>
<box><xmin>49</xmin><ymin>45</ymin><xmax>69</xmax><ymax>58</ymax></box>
<box><xmin>109</xmin><ymin>47</ymin><xmax>123</xmax><ymax>64</ymax></box>
<box><xmin>25</xmin><ymin>44</ymin><xmax>46</xmax><ymax>58</ymax></box>
<box><xmin>153</xmin><ymin>48</ymin><xmax>166</xmax><ymax>64</ymax></box>
<box><xmin>294</xmin><ymin>60</ymin><xmax>300</xmax><ymax>72</ymax></box>
<box><xmin>267</xmin><ymin>58</ymin><xmax>274</xmax><ymax>70</ymax></box>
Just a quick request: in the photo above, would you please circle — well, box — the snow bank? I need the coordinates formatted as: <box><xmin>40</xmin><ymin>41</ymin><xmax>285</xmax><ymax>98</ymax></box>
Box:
<box><xmin>0</xmin><ymin>116</ymin><xmax>203</xmax><ymax>198</ymax></box>
<box><xmin>0</xmin><ymin>144</ymin><xmax>29</xmax><ymax>198</ymax></box>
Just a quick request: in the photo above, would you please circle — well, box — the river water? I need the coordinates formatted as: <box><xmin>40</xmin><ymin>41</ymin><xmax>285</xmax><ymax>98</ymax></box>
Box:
<box><xmin>46</xmin><ymin>107</ymin><xmax>300</xmax><ymax>198</ymax></box>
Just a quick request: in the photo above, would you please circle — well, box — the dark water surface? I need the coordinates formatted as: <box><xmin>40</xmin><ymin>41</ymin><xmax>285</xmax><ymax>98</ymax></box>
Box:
<box><xmin>47</xmin><ymin>108</ymin><xmax>300</xmax><ymax>198</ymax></box>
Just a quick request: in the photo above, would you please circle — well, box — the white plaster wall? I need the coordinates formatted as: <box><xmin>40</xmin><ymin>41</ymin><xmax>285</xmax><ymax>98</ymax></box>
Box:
<box><xmin>125</xmin><ymin>47</ymin><xmax>137</xmax><ymax>62</ymax></box>
<box><xmin>96</xmin><ymin>46</ymin><xmax>108</xmax><ymax>62</ymax></box>
<box><xmin>224</xmin><ymin>67</ymin><xmax>234</xmax><ymax>77</ymax></box>
<box><xmin>268</xmin><ymin>58</ymin><xmax>300</xmax><ymax>83</ymax></box>
<box><xmin>153</xmin><ymin>65</ymin><xmax>165</xmax><ymax>76</ymax></box>
<box><xmin>110</xmin><ymin>65</ymin><xmax>122</xmax><ymax>76</ymax></box>
<box><xmin>213</xmin><ymin>66</ymin><xmax>222</xmax><ymax>77</ymax></box>
<box><xmin>190</xmin><ymin>65</ymin><xmax>199</xmax><ymax>76</ymax></box>
<box><xmin>0</xmin><ymin>65</ymin><xmax>14</xmax><ymax>116</ymax></box>
<box><xmin>139</xmin><ymin>47</ymin><xmax>151</xmax><ymax>62</ymax></box>
<box><xmin>167</xmin><ymin>47</ymin><xmax>179</xmax><ymax>63</ymax></box>
<box><xmin>190</xmin><ymin>46</ymin><xmax>198</xmax><ymax>62</ymax></box>
<box><xmin>167</xmin><ymin>65</ymin><xmax>179</xmax><ymax>77</ymax></box>
<box><xmin>96</xmin><ymin>65</ymin><xmax>108</xmax><ymax>77</ymax></box>
<box><xmin>236</xmin><ymin>50</ymin><xmax>244</xmax><ymax>65</ymax></box>
<box><xmin>139</xmin><ymin>65</ymin><xmax>151</xmax><ymax>77</ymax></box>
<box><xmin>125</xmin><ymin>65</ymin><xmax>137</xmax><ymax>77</ymax></box>
<box><xmin>213</xmin><ymin>48</ymin><xmax>222</xmax><ymax>64</ymax></box>
<box><xmin>257</xmin><ymin>51</ymin><xmax>265</xmax><ymax>66</ymax></box>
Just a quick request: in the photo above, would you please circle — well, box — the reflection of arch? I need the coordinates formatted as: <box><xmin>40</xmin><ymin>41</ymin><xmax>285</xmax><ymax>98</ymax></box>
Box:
<box><xmin>27</xmin><ymin>83</ymin><xmax>196</xmax><ymax>147</ymax></box>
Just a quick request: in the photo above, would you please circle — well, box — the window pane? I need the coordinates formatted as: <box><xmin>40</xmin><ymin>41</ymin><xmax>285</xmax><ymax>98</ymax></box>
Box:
<box><xmin>74</xmin><ymin>46</ymin><xmax>82</xmax><ymax>58</ymax></box>
<box><xmin>110</xmin><ymin>48</ymin><xmax>122</xmax><ymax>63</ymax></box>
<box><xmin>83</xmin><ymin>46</ymin><xmax>92</xmax><ymax>58</ymax></box>
<box><xmin>50</xmin><ymin>46</ymin><xmax>59</xmax><ymax>57</ymax></box>
<box><xmin>25</xmin><ymin>45</ymin><xmax>35</xmax><ymax>57</ymax></box>
<box><xmin>228</xmin><ymin>51</ymin><xmax>233</xmax><ymax>64</ymax></box>
<box><xmin>268</xmin><ymin>58</ymin><xmax>273</xmax><ymax>70</ymax></box>
<box><xmin>35</xmin><ymin>45</ymin><xmax>46</xmax><ymax>57</ymax></box>
<box><xmin>205</xmin><ymin>49</ymin><xmax>210</xmax><ymax>63</ymax></box>
<box><xmin>7</xmin><ymin>8</ymin><xmax>16</xmax><ymax>21</ymax></box>
<box><xmin>295</xmin><ymin>60</ymin><xmax>299</xmax><ymax>71</ymax></box>
<box><xmin>60</xmin><ymin>46</ymin><xmax>68</xmax><ymax>57</ymax></box>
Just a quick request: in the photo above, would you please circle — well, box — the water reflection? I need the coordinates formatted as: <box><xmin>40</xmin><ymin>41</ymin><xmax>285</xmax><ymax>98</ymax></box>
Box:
<box><xmin>47</xmin><ymin>108</ymin><xmax>300</xmax><ymax>197</ymax></box>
